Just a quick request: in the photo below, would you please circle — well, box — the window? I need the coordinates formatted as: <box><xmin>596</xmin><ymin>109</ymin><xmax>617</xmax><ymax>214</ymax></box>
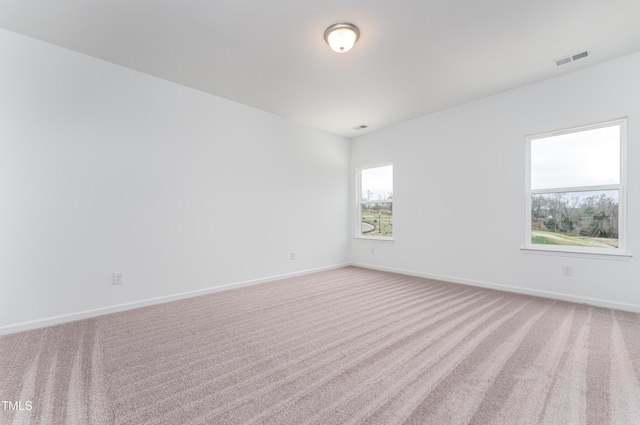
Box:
<box><xmin>357</xmin><ymin>163</ymin><xmax>393</xmax><ymax>239</ymax></box>
<box><xmin>525</xmin><ymin>119</ymin><xmax>627</xmax><ymax>254</ymax></box>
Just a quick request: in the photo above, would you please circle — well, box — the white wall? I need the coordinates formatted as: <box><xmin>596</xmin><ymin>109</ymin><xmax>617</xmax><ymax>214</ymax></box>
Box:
<box><xmin>351</xmin><ymin>51</ymin><xmax>640</xmax><ymax>312</ymax></box>
<box><xmin>0</xmin><ymin>29</ymin><xmax>350</xmax><ymax>331</ymax></box>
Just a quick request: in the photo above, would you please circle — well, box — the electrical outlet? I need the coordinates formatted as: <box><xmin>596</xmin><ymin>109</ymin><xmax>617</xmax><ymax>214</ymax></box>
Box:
<box><xmin>562</xmin><ymin>265</ymin><xmax>573</xmax><ymax>276</ymax></box>
<box><xmin>290</xmin><ymin>252</ymin><xmax>296</xmax><ymax>260</ymax></box>
<box><xmin>113</xmin><ymin>272</ymin><xmax>123</xmax><ymax>285</ymax></box>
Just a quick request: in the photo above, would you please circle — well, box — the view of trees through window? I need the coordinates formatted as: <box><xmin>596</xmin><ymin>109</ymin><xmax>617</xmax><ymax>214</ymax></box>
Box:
<box><xmin>531</xmin><ymin>190</ymin><xmax>619</xmax><ymax>248</ymax></box>
<box><xmin>528</xmin><ymin>121</ymin><xmax>623</xmax><ymax>250</ymax></box>
<box><xmin>360</xmin><ymin>164</ymin><xmax>393</xmax><ymax>237</ymax></box>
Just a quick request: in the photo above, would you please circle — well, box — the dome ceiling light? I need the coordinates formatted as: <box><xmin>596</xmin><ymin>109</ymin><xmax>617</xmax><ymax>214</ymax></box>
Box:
<box><xmin>324</xmin><ymin>23</ymin><xmax>360</xmax><ymax>53</ymax></box>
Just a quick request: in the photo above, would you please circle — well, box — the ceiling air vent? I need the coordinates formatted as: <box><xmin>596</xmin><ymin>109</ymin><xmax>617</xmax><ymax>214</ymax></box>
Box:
<box><xmin>555</xmin><ymin>49</ymin><xmax>591</xmax><ymax>66</ymax></box>
<box><xmin>572</xmin><ymin>51</ymin><xmax>589</xmax><ymax>61</ymax></box>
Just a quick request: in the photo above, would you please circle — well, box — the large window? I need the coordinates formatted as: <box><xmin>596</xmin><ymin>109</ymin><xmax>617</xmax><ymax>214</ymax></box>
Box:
<box><xmin>525</xmin><ymin>119</ymin><xmax>626</xmax><ymax>254</ymax></box>
<box><xmin>357</xmin><ymin>163</ymin><xmax>393</xmax><ymax>239</ymax></box>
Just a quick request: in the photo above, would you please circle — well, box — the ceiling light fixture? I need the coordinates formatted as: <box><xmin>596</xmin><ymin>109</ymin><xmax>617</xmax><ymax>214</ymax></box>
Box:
<box><xmin>324</xmin><ymin>23</ymin><xmax>360</xmax><ymax>53</ymax></box>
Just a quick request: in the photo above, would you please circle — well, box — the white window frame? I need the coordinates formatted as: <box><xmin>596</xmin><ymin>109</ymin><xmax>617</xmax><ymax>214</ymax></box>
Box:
<box><xmin>356</xmin><ymin>162</ymin><xmax>394</xmax><ymax>241</ymax></box>
<box><xmin>524</xmin><ymin>118</ymin><xmax>628</xmax><ymax>257</ymax></box>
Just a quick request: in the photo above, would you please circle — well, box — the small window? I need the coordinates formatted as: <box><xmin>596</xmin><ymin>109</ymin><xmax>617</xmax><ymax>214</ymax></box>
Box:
<box><xmin>357</xmin><ymin>163</ymin><xmax>393</xmax><ymax>239</ymax></box>
<box><xmin>525</xmin><ymin>119</ymin><xmax>626</xmax><ymax>254</ymax></box>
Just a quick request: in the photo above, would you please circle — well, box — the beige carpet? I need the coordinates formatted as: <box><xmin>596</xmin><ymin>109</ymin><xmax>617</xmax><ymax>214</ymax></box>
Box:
<box><xmin>1</xmin><ymin>266</ymin><xmax>640</xmax><ymax>424</ymax></box>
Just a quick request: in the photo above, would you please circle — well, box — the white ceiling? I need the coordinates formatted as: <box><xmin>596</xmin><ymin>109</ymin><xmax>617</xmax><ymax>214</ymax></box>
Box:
<box><xmin>1</xmin><ymin>0</ymin><xmax>639</xmax><ymax>137</ymax></box>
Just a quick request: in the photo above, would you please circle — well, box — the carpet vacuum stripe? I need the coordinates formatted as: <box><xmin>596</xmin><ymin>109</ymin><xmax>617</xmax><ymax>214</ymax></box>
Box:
<box><xmin>116</xmin><ymin>282</ymin><xmax>480</xmax><ymax>423</ymax></box>
<box><xmin>111</xmin><ymin>278</ymin><xmax>454</xmax><ymax>400</ymax></box>
<box><xmin>109</xmin><ymin>274</ymin><xmax>444</xmax><ymax>385</ymax></box>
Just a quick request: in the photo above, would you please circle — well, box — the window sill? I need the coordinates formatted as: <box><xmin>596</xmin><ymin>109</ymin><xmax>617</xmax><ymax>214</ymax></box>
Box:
<box><xmin>354</xmin><ymin>235</ymin><xmax>395</xmax><ymax>242</ymax></box>
<box><xmin>520</xmin><ymin>247</ymin><xmax>632</xmax><ymax>261</ymax></box>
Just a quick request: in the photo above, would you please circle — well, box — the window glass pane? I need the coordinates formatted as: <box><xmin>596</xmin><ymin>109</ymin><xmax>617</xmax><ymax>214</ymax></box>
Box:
<box><xmin>361</xmin><ymin>202</ymin><xmax>393</xmax><ymax>236</ymax></box>
<box><xmin>360</xmin><ymin>164</ymin><xmax>393</xmax><ymax>237</ymax></box>
<box><xmin>531</xmin><ymin>189</ymin><xmax>618</xmax><ymax>248</ymax></box>
<box><xmin>361</xmin><ymin>165</ymin><xmax>393</xmax><ymax>202</ymax></box>
<box><xmin>531</xmin><ymin>125</ymin><xmax>620</xmax><ymax>190</ymax></box>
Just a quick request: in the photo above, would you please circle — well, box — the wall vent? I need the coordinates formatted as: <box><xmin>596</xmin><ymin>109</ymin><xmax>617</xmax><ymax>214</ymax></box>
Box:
<box><xmin>555</xmin><ymin>49</ymin><xmax>591</xmax><ymax>66</ymax></box>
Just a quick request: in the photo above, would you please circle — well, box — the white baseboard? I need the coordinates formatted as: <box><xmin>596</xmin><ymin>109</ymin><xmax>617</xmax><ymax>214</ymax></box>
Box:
<box><xmin>0</xmin><ymin>263</ymin><xmax>350</xmax><ymax>336</ymax></box>
<box><xmin>350</xmin><ymin>262</ymin><xmax>640</xmax><ymax>313</ymax></box>
<box><xmin>4</xmin><ymin>261</ymin><xmax>637</xmax><ymax>336</ymax></box>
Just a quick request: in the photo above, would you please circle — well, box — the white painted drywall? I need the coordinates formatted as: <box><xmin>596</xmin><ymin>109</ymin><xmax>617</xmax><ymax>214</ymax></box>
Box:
<box><xmin>350</xmin><ymin>51</ymin><xmax>640</xmax><ymax>311</ymax></box>
<box><xmin>0</xmin><ymin>29</ymin><xmax>350</xmax><ymax>331</ymax></box>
